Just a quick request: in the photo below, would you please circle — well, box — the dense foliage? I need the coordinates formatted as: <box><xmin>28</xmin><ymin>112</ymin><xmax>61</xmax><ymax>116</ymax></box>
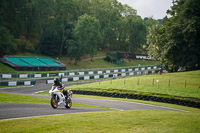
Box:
<box><xmin>147</xmin><ymin>0</ymin><xmax>200</xmax><ymax>71</ymax></box>
<box><xmin>0</xmin><ymin>0</ymin><xmax>147</xmax><ymax>60</ymax></box>
<box><xmin>1</xmin><ymin>0</ymin><xmax>199</xmax><ymax>71</ymax></box>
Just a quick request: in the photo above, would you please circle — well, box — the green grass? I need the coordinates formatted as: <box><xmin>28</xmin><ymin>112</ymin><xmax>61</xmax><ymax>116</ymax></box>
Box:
<box><xmin>67</xmin><ymin>70</ymin><xmax>200</xmax><ymax>102</ymax></box>
<box><xmin>0</xmin><ymin>92</ymin><xmax>50</xmax><ymax>104</ymax></box>
<box><xmin>0</xmin><ymin>108</ymin><xmax>200</xmax><ymax>132</ymax></box>
<box><xmin>64</xmin><ymin>58</ymin><xmax>160</xmax><ymax>70</ymax></box>
<box><xmin>0</xmin><ymin>93</ymin><xmax>109</xmax><ymax>109</ymax></box>
<box><xmin>0</xmin><ymin>85</ymin><xmax>32</xmax><ymax>88</ymax></box>
<box><xmin>0</xmin><ymin>62</ymin><xmax>18</xmax><ymax>73</ymax></box>
<box><xmin>1</xmin><ymin>93</ymin><xmax>200</xmax><ymax>132</ymax></box>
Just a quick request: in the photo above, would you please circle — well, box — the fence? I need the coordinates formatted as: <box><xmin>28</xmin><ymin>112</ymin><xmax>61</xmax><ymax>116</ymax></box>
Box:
<box><xmin>0</xmin><ymin>65</ymin><xmax>162</xmax><ymax>86</ymax></box>
<box><xmin>0</xmin><ymin>65</ymin><xmax>161</xmax><ymax>79</ymax></box>
<box><xmin>46</xmin><ymin>69</ymin><xmax>160</xmax><ymax>84</ymax></box>
<box><xmin>97</xmin><ymin>77</ymin><xmax>200</xmax><ymax>89</ymax></box>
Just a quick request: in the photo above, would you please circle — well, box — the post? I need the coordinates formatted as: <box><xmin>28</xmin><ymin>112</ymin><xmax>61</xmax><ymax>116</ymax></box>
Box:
<box><xmin>152</xmin><ymin>78</ymin><xmax>154</xmax><ymax>85</ymax></box>
<box><xmin>156</xmin><ymin>80</ymin><xmax>159</xmax><ymax>89</ymax></box>
<box><xmin>0</xmin><ymin>73</ymin><xmax>1</xmax><ymax>86</ymax></box>
<box><xmin>137</xmin><ymin>78</ymin><xmax>139</xmax><ymax>85</ymax></box>
<box><xmin>185</xmin><ymin>80</ymin><xmax>187</xmax><ymax>88</ymax></box>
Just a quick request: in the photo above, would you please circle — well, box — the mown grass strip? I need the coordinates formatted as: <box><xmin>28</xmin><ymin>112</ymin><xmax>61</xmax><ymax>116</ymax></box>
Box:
<box><xmin>0</xmin><ymin>93</ymin><xmax>110</xmax><ymax>109</ymax></box>
<box><xmin>0</xmin><ymin>92</ymin><xmax>49</xmax><ymax>104</ymax></box>
<box><xmin>0</xmin><ymin>109</ymin><xmax>200</xmax><ymax>133</ymax></box>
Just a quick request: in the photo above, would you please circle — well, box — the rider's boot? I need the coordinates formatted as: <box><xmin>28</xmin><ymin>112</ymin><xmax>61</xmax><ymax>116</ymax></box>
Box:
<box><xmin>63</xmin><ymin>89</ymin><xmax>68</xmax><ymax>100</ymax></box>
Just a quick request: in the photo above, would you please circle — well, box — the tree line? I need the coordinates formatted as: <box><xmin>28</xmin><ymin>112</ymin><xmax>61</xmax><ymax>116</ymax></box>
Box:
<box><xmin>147</xmin><ymin>0</ymin><xmax>200</xmax><ymax>71</ymax></box>
<box><xmin>0</xmin><ymin>0</ymin><xmax>150</xmax><ymax>63</ymax></box>
<box><xmin>0</xmin><ymin>0</ymin><xmax>199</xmax><ymax>71</ymax></box>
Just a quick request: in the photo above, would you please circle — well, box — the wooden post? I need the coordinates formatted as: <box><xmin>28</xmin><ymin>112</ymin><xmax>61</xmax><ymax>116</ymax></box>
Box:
<box><xmin>185</xmin><ymin>80</ymin><xmax>187</xmax><ymax>88</ymax></box>
<box><xmin>152</xmin><ymin>78</ymin><xmax>154</xmax><ymax>85</ymax></box>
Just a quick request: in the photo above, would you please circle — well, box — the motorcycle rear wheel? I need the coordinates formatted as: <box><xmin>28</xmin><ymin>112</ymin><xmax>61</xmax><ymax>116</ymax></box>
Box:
<box><xmin>51</xmin><ymin>95</ymin><xmax>58</xmax><ymax>109</ymax></box>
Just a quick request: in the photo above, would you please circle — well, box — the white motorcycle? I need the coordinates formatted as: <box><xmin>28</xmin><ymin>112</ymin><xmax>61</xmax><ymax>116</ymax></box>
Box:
<box><xmin>49</xmin><ymin>86</ymin><xmax>72</xmax><ymax>109</ymax></box>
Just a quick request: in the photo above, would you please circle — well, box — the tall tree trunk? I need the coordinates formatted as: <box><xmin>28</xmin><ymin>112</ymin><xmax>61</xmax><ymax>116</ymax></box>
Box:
<box><xmin>59</xmin><ymin>25</ymin><xmax>67</xmax><ymax>58</ymax></box>
<box><xmin>90</xmin><ymin>53</ymin><xmax>94</xmax><ymax>62</ymax></box>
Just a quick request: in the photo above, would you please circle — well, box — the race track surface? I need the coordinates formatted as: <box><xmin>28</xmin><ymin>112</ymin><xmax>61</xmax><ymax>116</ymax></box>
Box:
<box><xmin>0</xmin><ymin>79</ymin><xmax>185</xmax><ymax>120</ymax></box>
<box><xmin>0</xmin><ymin>103</ymin><xmax>108</xmax><ymax>120</ymax></box>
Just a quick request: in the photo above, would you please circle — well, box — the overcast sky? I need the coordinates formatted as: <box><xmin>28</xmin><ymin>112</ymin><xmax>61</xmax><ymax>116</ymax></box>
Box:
<box><xmin>117</xmin><ymin>0</ymin><xmax>173</xmax><ymax>19</ymax></box>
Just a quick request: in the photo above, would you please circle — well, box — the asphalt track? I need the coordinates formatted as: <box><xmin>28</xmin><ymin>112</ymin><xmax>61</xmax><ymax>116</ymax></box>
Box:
<box><xmin>0</xmin><ymin>79</ymin><xmax>186</xmax><ymax>120</ymax></box>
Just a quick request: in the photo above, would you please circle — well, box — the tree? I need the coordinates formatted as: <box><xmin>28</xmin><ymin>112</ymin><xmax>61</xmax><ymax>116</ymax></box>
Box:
<box><xmin>0</xmin><ymin>26</ymin><xmax>17</xmax><ymax>56</ymax></box>
<box><xmin>73</xmin><ymin>14</ymin><xmax>101</xmax><ymax>61</ymax></box>
<box><xmin>147</xmin><ymin>0</ymin><xmax>200</xmax><ymax>71</ymax></box>
<box><xmin>38</xmin><ymin>29</ymin><xmax>61</xmax><ymax>56</ymax></box>
<box><xmin>0</xmin><ymin>0</ymin><xmax>150</xmax><ymax>59</ymax></box>
<box><xmin>126</xmin><ymin>15</ymin><xmax>147</xmax><ymax>53</ymax></box>
<box><xmin>67</xmin><ymin>40</ymin><xmax>84</xmax><ymax>65</ymax></box>
<box><xmin>54</xmin><ymin>0</ymin><xmax>78</xmax><ymax>58</ymax></box>
<box><xmin>89</xmin><ymin>0</ymin><xmax>122</xmax><ymax>50</ymax></box>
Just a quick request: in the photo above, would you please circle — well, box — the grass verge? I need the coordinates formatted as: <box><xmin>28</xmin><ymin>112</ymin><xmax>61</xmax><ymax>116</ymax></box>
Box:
<box><xmin>0</xmin><ymin>93</ymin><xmax>109</xmax><ymax>109</ymax></box>
<box><xmin>66</xmin><ymin>70</ymin><xmax>200</xmax><ymax>102</ymax></box>
<box><xmin>0</xmin><ymin>92</ymin><xmax>49</xmax><ymax>104</ymax></box>
<box><xmin>0</xmin><ymin>107</ymin><xmax>200</xmax><ymax>132</ymax></box>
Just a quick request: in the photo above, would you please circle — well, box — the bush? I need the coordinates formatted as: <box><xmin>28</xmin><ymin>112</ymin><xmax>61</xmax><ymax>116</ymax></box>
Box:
<box><xmin>0</xmin><ymin>26</ymin><xmax>17</xmax><ymax>57</ymax></box>
<box><xmin>17</xmin><ymin>36</ymin><xmax>35</xmax><ymax>53</ymax></box>
<box><xmin>104</xmin><ymin>55</ymin><xmax>120</xmax><ymax>64</ymax></box>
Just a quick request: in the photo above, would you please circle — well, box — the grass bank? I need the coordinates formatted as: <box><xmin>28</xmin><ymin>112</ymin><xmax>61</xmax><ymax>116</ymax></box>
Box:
<box><xmin>66</xmin><ymin>70</ymin><xmax>200</xmax><ymax>102</ymax></box>
<box><xmin>64</xmin><ymin>58</ymin><xmax>160</xmax><ymax>70</ymax></box>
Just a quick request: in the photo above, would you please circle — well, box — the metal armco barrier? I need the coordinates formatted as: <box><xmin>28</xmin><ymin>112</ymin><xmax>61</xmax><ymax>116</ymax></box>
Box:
<box><xmin>46</xmin><ymin>69</ymin><xmax>160</xmax><ymax>84</ymax></box>
<box><xmin>0</xmin><ymin>80</ymin><xmax>36</xmax><ymax>86</ymax></box>
<box><xmin>0</xmin><ymin>65</ymin><xmax>162</xmax><ymax>79</ymax></box>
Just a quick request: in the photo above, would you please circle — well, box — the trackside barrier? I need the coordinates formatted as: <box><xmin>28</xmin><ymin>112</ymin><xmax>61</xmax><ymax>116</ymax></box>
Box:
<box><xmin>0</xmin><ymin>65</ymin><xmax>162</xmax><ymax>79</ymax></box>
<box><xmin>46</xmin><ymin>69</ymin><xmax>160</xmax><ymax>84</ymax></box>
<box><xmin>0</xmin><ymin>80</ymin><xmax>36</xmax><ymax>86</ymax></box>
<box><xmin>72</xmin><ymin>90</ymin><xmax>200</xmax><ymax>109</ymax></box>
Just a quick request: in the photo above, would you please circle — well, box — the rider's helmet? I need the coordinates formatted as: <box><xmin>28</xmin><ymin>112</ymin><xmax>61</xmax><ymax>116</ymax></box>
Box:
<box><xmin>54</xmin><ymin>78</ymin><xmax>60</xmax><ymax>86</ymax></box>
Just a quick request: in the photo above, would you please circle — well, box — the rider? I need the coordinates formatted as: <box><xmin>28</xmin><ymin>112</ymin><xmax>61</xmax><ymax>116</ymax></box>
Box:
<box><xmin>53</xmin><ymin>78</ymin><xmax>68</xmax><ymax>97</ymax></box>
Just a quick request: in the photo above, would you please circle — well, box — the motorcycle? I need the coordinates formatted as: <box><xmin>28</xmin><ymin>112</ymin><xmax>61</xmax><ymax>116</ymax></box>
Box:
<box><xmin>49</xmin><ymin>85</ymin><xmax>72</xmax><ymax>109</ymax></box>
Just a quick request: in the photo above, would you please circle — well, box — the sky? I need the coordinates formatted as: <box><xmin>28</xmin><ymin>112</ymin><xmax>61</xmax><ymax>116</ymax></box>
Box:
<box><xmin>117</xmin><ymin>0</ymin><xmax>173</xmax><ymax>19</ymax></box>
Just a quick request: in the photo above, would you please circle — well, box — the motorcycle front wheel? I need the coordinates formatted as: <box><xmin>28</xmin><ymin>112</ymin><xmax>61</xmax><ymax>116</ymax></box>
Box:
<box><xmin>65</xmin><ymin>98</ymin><xmax>72</xmax><ymax>109</ymax></box>
<box><xmin>51</xmin><ymin>95</ymin><xmax>58</xmax><ymax>109</ymax></box>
